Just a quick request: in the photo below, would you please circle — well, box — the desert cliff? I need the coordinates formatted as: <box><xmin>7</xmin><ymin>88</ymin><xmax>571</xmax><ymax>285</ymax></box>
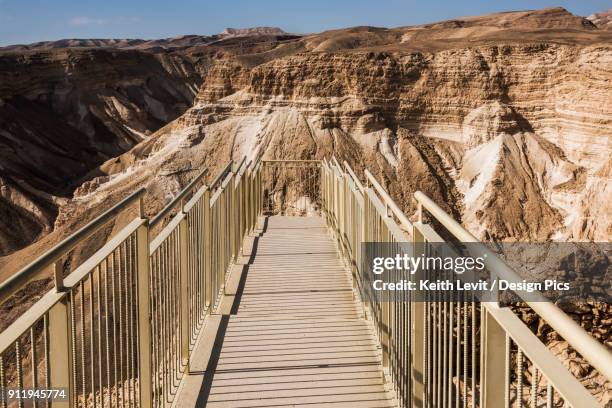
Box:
<box><xmin>0</xmin><ymin>31</ymin><xmax>298</xmax><ymax>256</ymax></box>
<box><xmin>1</xmin><ymin>7</ymin><xmax>611</xmax><ymax>272</ymax></box>
<box><xmin>0</xmin><ymin>7</ymin><xmax>610</xmax><ymax>404</ymax></box>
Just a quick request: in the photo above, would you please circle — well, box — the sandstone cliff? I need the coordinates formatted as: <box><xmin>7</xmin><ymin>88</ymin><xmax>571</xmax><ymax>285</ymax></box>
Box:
<box><xmin>0</xmin><ymin>7</ymin><xmax>610</xmax><ymax>404</ymax></box>
<box><xmin>0</xmin><ymin>31</ymin><xmax>302</xmax><ymax>256</ymax></box>
<box><xmin>180</xmin><ymin>41</ymin><xmax>611</xmax><ymax>242</ymax></box>
<box><xmin>588</xmin><ymin>9</ymin><xmax>612</xmax><ymax>30</ymax></box>
<box><xmin>0</xmin><ymin>48</ymin><xmax>201</xmax><ymax>254</ymax></box>
<box><xmin>1</xmin><ymin>7</ymin><xmax>611</xmax><ymax>269</ymax></box>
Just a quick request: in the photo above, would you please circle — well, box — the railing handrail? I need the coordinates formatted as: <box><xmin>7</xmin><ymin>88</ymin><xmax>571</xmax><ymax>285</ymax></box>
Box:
<box><xmin>0</xmin><ymin>216</ymin><xmax>146</xmax><ymax>354</ymax></box>
<box><xmin>0</xmin><ymin>154</ymin><xmax>266</xmax><ymax>408</ymax></box>
<box><xmin>487</xmin><ymin>303</ymin><xmax>602</xmax><ymax>405</ymax></box>
<box><xmin>343</xmin><ymin>160</ymin><xmax>364</xmax><ymax>192</ymax></box>
<box><xmin>413</xmin><ymin>190</ymin><xmax>612</xmax><ymax>382</ymax></box>
<box><xmin>364</xmin><ymin>168</ymin><xmax>413</xmax><ymax>232</ymax></box>
<box><xmin>0</xmin><ymin>187</ymin><xmax>146</xmax><ymax>302</ymax></box>
<box><xmin>210</xmin><ymin>160</ymin><xmax>233</xmax><ymax>191</ymax></box>
<box><xmin>253</xmin><ymin>160</ymin><xmax>263</xmax><ymax>174</ymax></box>
<box><xmin>150</xmin><ymin>168</ymin><xmax>208</xmax><ymax>229</ymax></box>
<box><xmin>323</xmin><ymin>158</ymin><xmax>610</xmax><ymax>406</ymax></box>
<box><xmin>234</xmin><ymin>156</ymin><xmax>247</xmax><ymax>174</ymax></box>
<box><xmin>211</xmin><ymin>167</ymin><xmax>235</xmax><ymax>206</ymax></box>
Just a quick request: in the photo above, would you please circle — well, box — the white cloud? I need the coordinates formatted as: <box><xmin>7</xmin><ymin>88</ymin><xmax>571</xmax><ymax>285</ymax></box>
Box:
<box><xmin>69</xmin><ymin>16</ymin><xmax>108</xmax><ymax>26</ymax></box>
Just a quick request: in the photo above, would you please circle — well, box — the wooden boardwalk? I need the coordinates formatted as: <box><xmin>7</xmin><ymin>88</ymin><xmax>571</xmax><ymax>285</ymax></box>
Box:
<box><xmin>177</xmin><ymin>216</ymin><xmax>397</xmax><ymax>407</ymax></box>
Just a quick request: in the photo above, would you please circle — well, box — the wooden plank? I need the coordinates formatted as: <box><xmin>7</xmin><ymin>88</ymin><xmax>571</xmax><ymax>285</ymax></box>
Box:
<box><xmin>175</xmin><ymin>216</ymin><xmax>398</xmax><ymax>408</ymax></box>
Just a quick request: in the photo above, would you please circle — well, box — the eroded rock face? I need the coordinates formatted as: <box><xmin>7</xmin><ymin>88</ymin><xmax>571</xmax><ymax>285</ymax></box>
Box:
<box><xmin>177</xmin><ymin>42</ymin><xmax>610</xmax><ymax>242</ymax></box>
<box><xmin>0</xmin><ymin>9</ymin><xmax>610</xmax><ymax>405</ymax></box>
<box><xmin>1</xmin><ymin>7</ymin><xmax>611</xmax><ymax>267</ymax></box>
<box><xmin>0</xmin><ymin>48</ymin><xmax>202</xmax><ymax>255</ymax></box>
<box><xmin>0</xmin><ymin>29</ymin><xmax>308</xmax><ymax>256</ymax></box>
<box><xmin>588</xmin><ymin>9</ymin><xmax>612</xmax><ymax>30</ymax></box>
<box><xmin>26</xmin><ymin>43</ymin><xmax>607</xmax><ymax>251</ymax></box>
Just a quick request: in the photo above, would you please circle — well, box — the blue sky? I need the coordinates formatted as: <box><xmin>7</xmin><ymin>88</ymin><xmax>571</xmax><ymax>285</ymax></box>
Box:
<box><xmin>0</xmin><ymin>0</ymin><xmax>609</xmax><ymax>46</ymax></box>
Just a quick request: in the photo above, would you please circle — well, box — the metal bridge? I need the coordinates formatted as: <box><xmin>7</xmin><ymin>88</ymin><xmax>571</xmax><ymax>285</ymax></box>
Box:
<box><xmin>0</xmin><ymin>157</ymin><xmax>610</xmax><ymax>408</ymax></box>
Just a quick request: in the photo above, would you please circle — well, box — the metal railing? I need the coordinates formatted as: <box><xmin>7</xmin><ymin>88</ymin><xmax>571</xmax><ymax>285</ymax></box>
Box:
<box><xmin>1</xmin><ymin>154</ymin><xmax>610</xmax><ymax>408</ymax></box>
<box><xmin>0</xmin><ymin>157</ymin><xmax>262</xmax><ymax>408</ymax></box>
<box><xmin>261</xmin><ymin>160</ymin><xmax>321</xmax><ymax>216</ymax></box>
<box><xmin>321</xmin><ymin>158</ymin><xmax>611</xmax><ymax>408</ymax></box>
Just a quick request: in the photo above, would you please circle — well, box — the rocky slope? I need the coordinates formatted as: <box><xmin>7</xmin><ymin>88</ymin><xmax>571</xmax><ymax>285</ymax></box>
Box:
<box><xmin>0</xmin><ymin>48</ymin><xmax>202</xmax><ymax>255</ymax></box>
<box><xmin>1</xmin><ymin>7</ymin><xmax>611</xmax><ymax>265</ymax></box>
<box><xmin>181</xmin><ymin>39</ymin><xmax>611</xmax><ymax>242</ymax></box>
<box><xmin>0</xmin><ymin>6</ymin><xmax>610</xmax><ymax>403</ymax></box>
<box><xmin>0</xmin><ymin>31</ymin><xmax>302</xmax><ymax>256</ymax></box>
<box><xmin>588</xmin><ymin>9</ymin><xmax>612</xmax><ymax>30</ymax></box>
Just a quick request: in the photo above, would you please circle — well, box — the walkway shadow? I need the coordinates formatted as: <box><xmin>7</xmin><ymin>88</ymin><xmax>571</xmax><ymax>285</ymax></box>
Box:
<box><xmin>195</xmin><ymin>217</ymin><xmax>266</xmax><ymax>406</ymax></box>
<box><xmin>260</xmin><ymin>215</ymin><xmax>269</xmax><ymax>234</ymax></box>
<box><xmin>232</xmin><ymin>235</ymin><xmax>259</xmax><ymax>314</ymax></box>
<box><xmin>194</xmin><ymin>314</ymin><xmax>229</xmax><ymax>407</ymax></box>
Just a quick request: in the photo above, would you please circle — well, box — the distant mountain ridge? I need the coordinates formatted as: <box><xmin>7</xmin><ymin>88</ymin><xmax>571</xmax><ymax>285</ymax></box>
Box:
<box><xmin>0</xmin><ymin>35</ymin><xmax>217</xmax><ymax>52</ymax></box>
<box><xmin>587</xmin><ymin>9</ymin><xmax>612</xmax><ymax>30</ymax></box>
<box><xmin>1</xmin><ymin>5</ymin><xmax>611</xmax><ymax>266</ymax></box>
<box><xmin>221</xmin><ymin>27</ymin><xmax>287</xmax><ymax>36</ymax></box>
<box><xmin>1</xmin><ymin>6</ymin><xmax>607</xmax><ymax>52</ymax></box>
<box><xmin>416</xmin><ymin>7</ymin><xmax>597</xmax><ymax>30</ymax></box>
<box><xmin>0</xmin><ymin>27</ymin><xmax>290</xmax><ymax>52</ymax></box>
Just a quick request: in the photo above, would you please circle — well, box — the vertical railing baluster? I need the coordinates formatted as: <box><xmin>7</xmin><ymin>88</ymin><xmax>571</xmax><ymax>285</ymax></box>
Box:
<box><xmin>479</xmin><ymin>307</ymin><xmax>506</xmax><ymax>408</ymax></box>
<box><xmin>136</xmin><ymin>220</ymin><xmax>153</xmax><ymax>408</ymax></box>
<box><xmin>517</xmin><ymin>349</ymin><xmax>524</xmax><ymax>408</ymax></box>
<box><xmin>204</xmin><ymin>188</ymin><xmax>212</xmax><ymax>314</ymax></box>
<box><xmin>30</xmin><ymin>326</ymin><xmax>38</xmax><ymax>408</ymax></box>
<box><xmin>412</xmin><ymin>225</ymin><xmax>425</xmax><ymax>407</ymax></box>
<box><xmin>47</xmin><ymin>296</ymin><xmax>73</xmax><ymax>407</ymax></box>
<box><xmin>0</xmin><ymin>355</ymin><xmax>6</xmax><ymax>408</ymax></box>
<box><xmin>531</xmin><ymin>365</ymin><xmax>538</xmax><ymax>408</ymax></box>
<box><xmin>178</xmin><ymin>215</ymin><xmax>190</xmax><ymax>371</ymax></box>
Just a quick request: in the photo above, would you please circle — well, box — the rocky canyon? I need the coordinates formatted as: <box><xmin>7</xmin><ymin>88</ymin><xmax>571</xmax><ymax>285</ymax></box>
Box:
<box><xmin>0</xmin><ymin>7</ymin><xmax>611</xmax><ymax>274</ymax></box>
<box><xmin>0</xmin><ymin>5</ymin><xmax>610</xmax><ymax>405</ymax></box>
<box><xmin>0</xmin><ymin>30</ymin><xmax>297</xmax><ymax>258</ymax></box>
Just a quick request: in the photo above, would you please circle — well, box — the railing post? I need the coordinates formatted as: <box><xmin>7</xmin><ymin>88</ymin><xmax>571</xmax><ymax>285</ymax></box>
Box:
<box><xmin>258</xmin><ymin>168</ymin><xmax>262</xmax><ymax>219</ymax></box>
<box><xmin>53</xmin><ymin>261</ymin><xmax>64</xmax><ymax>292</ymax></box>
<box><xmin>229</xmin><ymin>174</ymin><xmax>236</xmax><ymax>263</ymax></box>
<box><xmin>381</xmin><ymin>240</ymin><xmax>391</xmax><ymax>386</ymax></box>
<box><xmin>230</xmin><ymin>178</ymin><xmax>235</xmax><ymax>261</ymax></box>
<box><xmin>241</xmin><ymin>176</ymin><xmax>246</xmax><ymax>243</ymax></box>
<box><xmin>136</xmin><ymin>220</ymin><xmax>153</xmax><ymax>408</ymax></box>
<box><xmin>411</xmin><ymin>223</ymin><xmax>426</xmax><ymax>408</ymax></box>
<box><xmin>252</xmin><ymin>168</ymin><xmax>257</xmax><ymax>231</ymax></box>
<box><xmin>179</xmin><ymin>216</ymin><xmax>190</xmax><ymax>370</ymax></box>
<box><xmin>362</xmin><ymin>193</ymin><xmax>370</xmax><ymax>319</ymax></box>
<box><xmin>235</xmin><ymin>178</ymin><xmax>241</xmax><ymax>259</ymax></box>
<box><xmin>235</xmin><ymin>174</ymin><xmax>241</xmax><ymax>256</ymax></box>
<box><xmin>219</xmin><ymin>187</ymin><xmax>225</xmax><ymax>295</ymax></box>
<box><xmin>235</xmin><ymin>177</ymin><xmax>240</xmax><ymax>246</ymax></box>
<box><xmin>47</xmin><ymin>297</ymin><xmax>73</xmax><ymax>408</ymax></box>
<box><xmin>204</xmin><ymin>189</ymin><xmax>212</xmax><ymax>313</ymax></box>
<box><xmin>480</xmin><ymin>306</ymin><xmax>506</xmax><ymax>408</ymax></box>
<box><xmin>247</xmin><ymin>170</ymin><xmax>253</xmax><ymax>234</ymax></box>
